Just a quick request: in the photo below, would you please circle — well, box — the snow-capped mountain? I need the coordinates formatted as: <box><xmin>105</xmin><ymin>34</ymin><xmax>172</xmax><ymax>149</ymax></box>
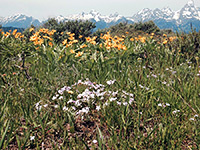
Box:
<box><xmin>0</xmin><ymin>13</ymin><xmax>40</xmax><ymax>28</ymax></box>
<box><xmin>131</xmin><ymin>0</ymin><xmax>200</xmax><ymax>31</ymax></box>
<box><xmin>161</xmin><ymin>7</ymin><xmax>174</xmax><ymax>20</ymax></box>
<box><xmin>55</xmin><ymin>10</ymin><xmax>126</xmax><ymax>23</ymax></box>
<box><xmin>132</xmin><ymin>8</ymin><xmax>153</xmax><ymax>22</ymax></box>
<box><xmin>54</xmin><ymin>10</ymin><xmax>133</xmax><ymax>29</ymax></box>
<box><xmin>132</xmin><ymin>0</ymin><xmax>200</xmax><ymax>22</ymax></box>
<box><xmin>179</xmin><ymin>0</ymin><xmax>200</xmax><ymax>20</ymax></box>
<box><xmin>0</xmin><ymin>0</ymin><xmax>200</xmax><ymax>32</ymax></box>
<box><xmin>54</xmin><ymin>0</ymin><xmax>200</xmax><ymax>31</ymax></box>
<box><xmin>53</xmin><ymin>9</ymin><xmax>134</xmax><ymax>30</ymax></box>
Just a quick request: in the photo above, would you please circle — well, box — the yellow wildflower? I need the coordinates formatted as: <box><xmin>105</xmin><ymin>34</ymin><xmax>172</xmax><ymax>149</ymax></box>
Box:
<box><xmin>99</xmin><ymin>43</ymin><xmax>103</xmax><ymax>48</ymax></box>
<box><xmin>29</xmin><ymin>28</ymin><xmax>34</xmax><ymax>32</ymax></box>
<box><xmin>80</xmin><ymin>44</ymin><xmax>87</xmax><ymax>49</ymax></box>
<box><xmin>30</xmin><ymin>35</ymin><xmax>38</xmax><ymax>41</ymax></box>
<box><xmin>122</xmin><ymin>45</ymin><xmax>127</xmax><ymax>50</ymax></box>
<box><xmin>92</xmin><ymin>36</ymin><xmax>97</xmax><ymax>41</ymax></box>
<box><xmin>70</xmin><ymin>49</ymin><xmax>75</xmax><ymax>54</ymax></box>
<box><xmin>163</xmin><ymin>34</ymin><xmax>167</xmax><ymax>37</ymax></box>
<box><xmin>69</xmin><ymin>33</ymin><xmax>75</xmax><ymax>37</ymax></box>
<box><xmin>139</xmin><ymin>37</ymin><xmax>146</xmax><ymax>43</ymax></box>
<box><xmin>68</xmin><ymin>90</ymin><xmax>74</xmax><ymax>94</ymax></box>
<box><xmin>68</xmin><ymin>36</ymin><xmax>75</xmax><ymax>41</ymax></box>
<box><xmin>72</xmin><ymin>40</ymin><xmax>78</xmax><ymax>43</ymax></box>
<box><xmin>85</xmin><ymin>37</ymin><xmax>91</xmax><ymax>42</ymax></box>
<box><xmin>12</xmin><ymin>29</ymin><xmax>17</xmax><ymax>36</ymax></box>
<box><xmin>4</xmin><ymin>32</ymin><xmax>10</xmax><ymax>37</ymax></box>
<box><xmin>79</xmin><ymin>35</ymin><xmax>83</xmax><ymax>38</ymax></box>
<box><xmin>163</xmin><ymin>40</ymin><xmax>168</xmax><ymax>44</ymax></box>
<box><xmin>62</xmin><ymin>39</ymin><xmax>68</xmax><ymax>45</ymax></box>
<box><xmin>75</xmin><ymin>51</ymin><xmax>84</xmax><ymax>57</ymax></box>
<box><xmin>118</xmin><ymin>38</ymin><xmax>124</xmax><ymax>42</ymax></box>
<box><xmin>169</xmin><ymin>36</ymin><xmax>177</xmax><ymax>42</ymax></box>
<box><xmin>49</xmin><ymin>42</ymin><xmax>53</xmax><ymax>47</ymax></box>
<box><xmin>90</xmin><ymin>41</ymin><xmax>96</xmax><ymax>45</ymax></box>
<box><xmin>59</xmin><ymin>56</ymin><xmax>62</xmax><ymax>60</ymax></box>
<box><xmin>20</xmin><ymin>35</ymin><xmax>24</xmax><ymax>38</ymax></box>
<box><xmin>38</xmin><ymin>38</ymin><xmax>44</xmax><ymax>45</ymax></box>
<box><xmin>15</xmin><ymin>32</ymin><xmax>21</xmax><ymax>38</ymax></box>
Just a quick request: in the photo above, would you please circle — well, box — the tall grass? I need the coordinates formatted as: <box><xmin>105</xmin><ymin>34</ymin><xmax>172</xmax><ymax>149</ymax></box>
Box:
<box><xmin>0</xmin><ymin>29</ymin><xmax>199</xmax><ymax>149</ymax></box>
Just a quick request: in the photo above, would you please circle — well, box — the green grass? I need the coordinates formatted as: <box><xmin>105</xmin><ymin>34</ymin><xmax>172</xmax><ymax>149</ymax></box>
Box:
<box><xmin>0</xmin><ymin>30</ymin><xmax>200</xmax><ymax>149</ymax></box>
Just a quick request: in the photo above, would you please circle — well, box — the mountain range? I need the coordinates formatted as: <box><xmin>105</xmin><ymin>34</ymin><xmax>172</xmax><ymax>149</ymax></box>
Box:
<box><xmin>0</xmin><ymin>0</ymin><xmax>200</xmax><ymax>32</ymax></box>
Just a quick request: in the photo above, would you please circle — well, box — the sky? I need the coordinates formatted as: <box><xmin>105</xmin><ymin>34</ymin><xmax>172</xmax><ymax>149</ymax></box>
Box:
<box><xmin>0</xmin><ymin>0</ymin><xmax>200</xmax><ymax>21</ymax></box>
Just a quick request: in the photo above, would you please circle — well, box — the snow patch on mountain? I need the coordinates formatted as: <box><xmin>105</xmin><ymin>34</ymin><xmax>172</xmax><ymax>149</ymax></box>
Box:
<box><xmin>187</xmin><ymin>0</ymin><xmax>194</xmax><ymax>6</ymax></box>
<box><xmin>178</xmin><ymin>0</ymin><xmax>200</xmax><ymax>20</ymax></box>
<box><xmin>198</xmin><ymin>8</ymin><xmax>200</xmax><ymax>16</ymax></box>
<box><xmin>1</xmin><ymin>13</ymin><xmax>41</xmax><ymax>28</ymax></box>
<box><xmin>161</xmin><ymin>7</ymin><xmax>174</xmax><ymax>20</ymax></box>
<box><xmin>173</xmin><ymin>11</ymin><xmax>180</xmax><ymax>20</ymax></box>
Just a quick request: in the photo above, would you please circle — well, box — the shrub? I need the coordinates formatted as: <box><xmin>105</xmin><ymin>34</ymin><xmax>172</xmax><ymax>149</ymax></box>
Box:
<box><xmin>42</xmin><ymin>18</ymin><xmax>96</xmax><ymax>43</ymax></box>
<box><xmin>93</xmin><ymin>21</ymin><xmax>161</xmax><ymax>38</ymax></box>
<box><xmin>133</xmin><ymin>21</ymin><xmax>160</xmax><ymax>34</ymax></box>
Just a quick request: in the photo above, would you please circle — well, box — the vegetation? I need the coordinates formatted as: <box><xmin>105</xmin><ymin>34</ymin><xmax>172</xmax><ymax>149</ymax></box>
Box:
<box><xmin>0</xmin><ymin>22</ymin><xmax>200</xmax><ymax>149</ymax></box>
<box><xmin>0</xmin><ymin>26</ymin><xmax>24</xmax><ymax>33</ymax></box>
<box><xmin>41</xmin><ymin>19</ymin><xmax>96</xmax><ymax>43</ymax></box>
<box><xmin>93</xmin><ymin>21</ymin><xmax>174</xmax><ymax>37</ymax></box>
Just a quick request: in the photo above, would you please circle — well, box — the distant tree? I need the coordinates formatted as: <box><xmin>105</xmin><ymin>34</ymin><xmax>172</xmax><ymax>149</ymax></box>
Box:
<box><xmin>63</xmin><ymin>20</ymin><xmax>96</xmax><ymax>40</ymax></box>
<box><xmin>93</xmin><ymin>21</ymin><xmax>161</xmax><ymax>37</ymax></box>
<box><xmin>133</xmin><ymin>21</ymin><xmax>160</xmax><ymax>34</ymax></box>
<box><xmin>41</xmin><ymin>18</ymin><xmax>96</xmax><ymax>43</ymax></box>
<box><xmin>1</xmin><ymin>27</ymin><xmax>24</xmax><ymax>33</ymax></box>
<box><xmin>42</xmin><ymin>18</ymin><xmax>59</xmax><ymax>30</ymax></box>
<box><xmin>0</xmin><ymin>25</ymin><xmax>2</xmax><ymax>38</ymax></box>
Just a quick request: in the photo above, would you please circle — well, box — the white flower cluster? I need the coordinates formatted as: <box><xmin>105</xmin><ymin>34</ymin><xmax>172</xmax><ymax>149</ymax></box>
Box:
<box><xmin>158</xmin><ymin>103</ymin><xmax>171</xmax><ymax>107</ymax></box>
<box><xmin>189</xmin><ymin>114</ymin><xmax>199</xmax><ymax>121</ymax></box>
<box><xmin>172</xmin><ymin>110</ymin><xmax>180</xmax><ymax>114</ymax></box>
<box><xmin>49</xmin><ymin>79</ymin><xmax>134</xmax><ymax>116</ymax></box>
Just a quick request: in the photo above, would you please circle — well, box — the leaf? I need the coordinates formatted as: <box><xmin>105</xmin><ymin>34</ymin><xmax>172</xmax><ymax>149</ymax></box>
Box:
<box><xmin>0</xmin><ymin>120</ymin><xmax>10</xmax><ymax>149</ymax></box>
<box><xmin>100</xmin><ymin>52</ymin><xmax>104</xmax><ymax>62</ymax></box>
<box><xmin>81</xmin><ymin>139</ymin><xmax>90</xmax><ymax>150</ymax></box>
<box><xmin>16</xmin><ymin>135</ymin><xmax>21</xmax><ymax>150</ymax></box>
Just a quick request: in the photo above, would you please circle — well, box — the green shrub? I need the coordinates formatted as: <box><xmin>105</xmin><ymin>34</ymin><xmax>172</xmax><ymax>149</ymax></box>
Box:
<box><xmin>93</xmin><ymin>21</ymin><xmax>161</xmax><ymax>37</ymax></box>
<box><xmin>133</xmin><ymin>21</ymin><xmax>160</xmax><ymax>33</ymax></box>
<box><xmin>42</xmin><ymin>18</ymin><xmax>96</xmax><ymax>43</ymax></box>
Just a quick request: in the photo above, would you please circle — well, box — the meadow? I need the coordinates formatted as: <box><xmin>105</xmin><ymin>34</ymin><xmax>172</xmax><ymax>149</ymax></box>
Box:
<box><xmin>0</xmin><ymin>26</ymin><xmax>200</xmax><ymax>149</ymax></box>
